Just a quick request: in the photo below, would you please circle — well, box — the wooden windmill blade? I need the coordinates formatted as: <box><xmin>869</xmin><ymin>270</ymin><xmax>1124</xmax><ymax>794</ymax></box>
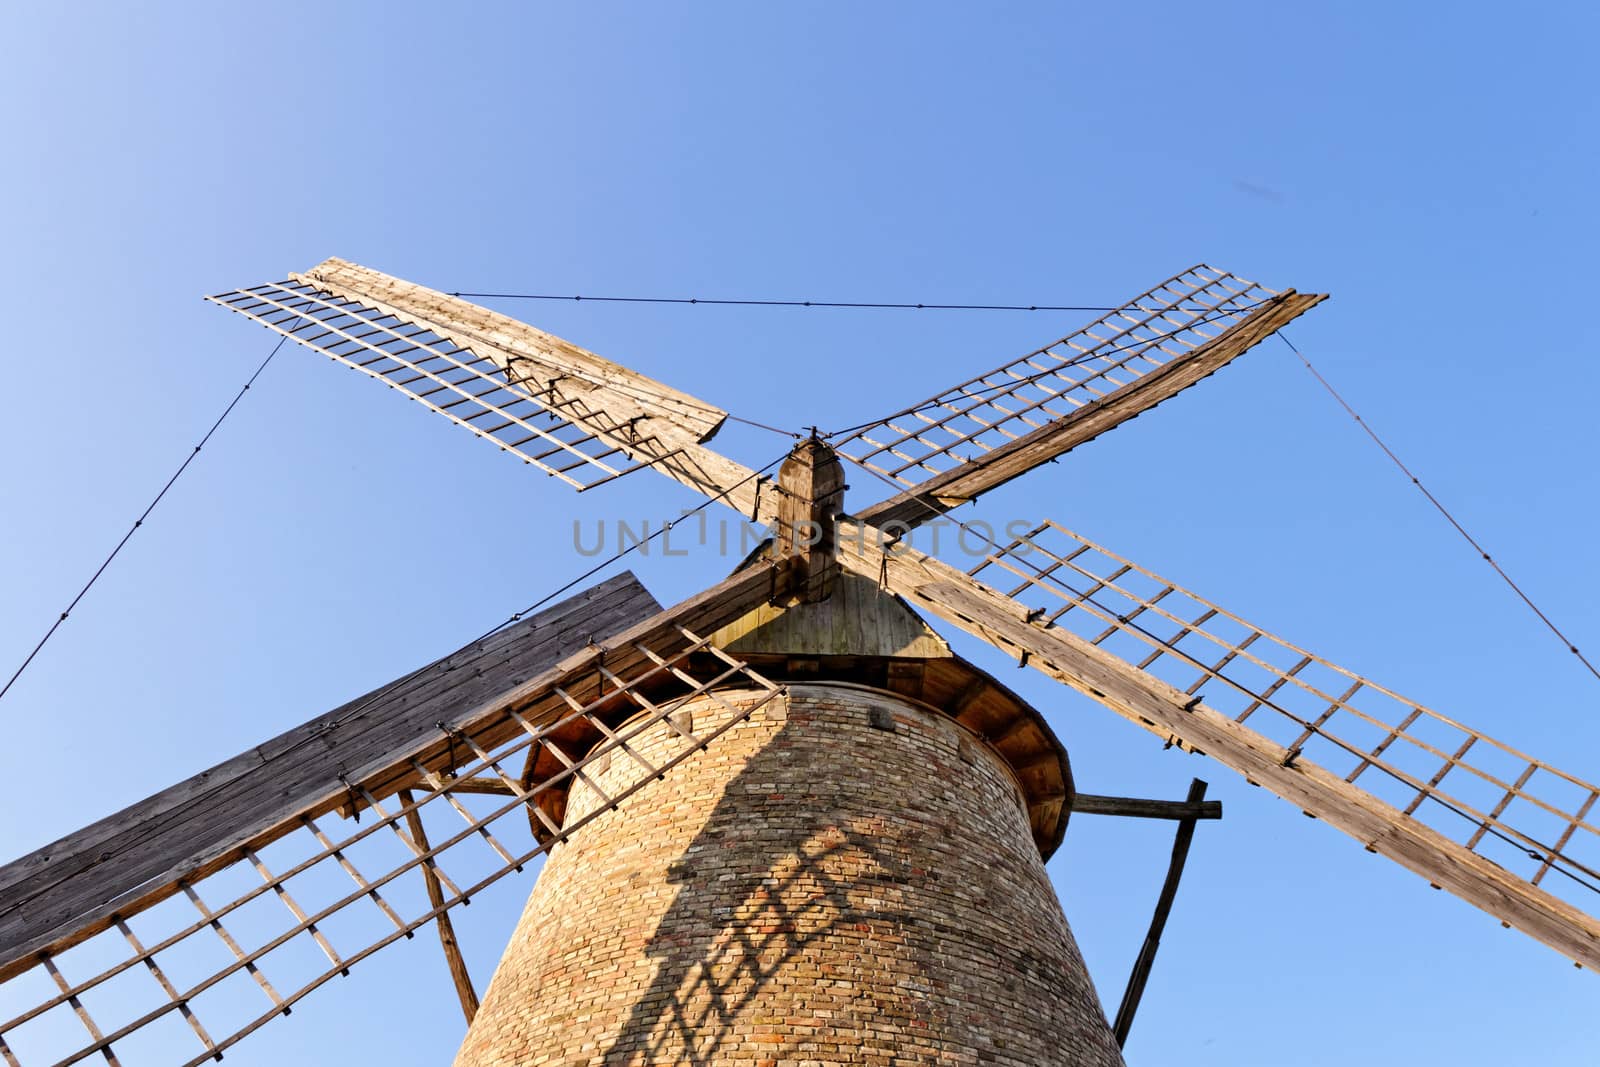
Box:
<box><xmin>0</xmin><ymin>565</ymin><xmax>789</xmax><ymax>1066</ymax></box>
<box><xmin>207</xmin><ymin>259</ymin><xmax>774</xmax><ymax>521</ymax></box>
<box><xmin>842</xmin><ymin>265</ymin><xmax>1327</xmax><ymax>530</ymax></box>
<box><xmin>833</xmin><ymin>515</ymin><xmax>1600</xmax><ymax>969</ymax></box>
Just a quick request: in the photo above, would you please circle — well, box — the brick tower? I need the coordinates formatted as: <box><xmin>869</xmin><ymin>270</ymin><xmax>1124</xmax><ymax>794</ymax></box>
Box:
<box><xmin>452</xmin><ymin>569</ymin><xmax>1127</xmax><ymax>1066</ymax></box>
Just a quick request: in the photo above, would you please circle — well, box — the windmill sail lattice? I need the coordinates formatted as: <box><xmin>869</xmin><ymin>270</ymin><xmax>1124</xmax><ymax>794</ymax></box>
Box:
<box><xmin>834</xmin><ymin>517</ymin><xmax>1600</xmax><ymax>968</ymax></box>
<box><xmin>843</xmin><ymin>266</ymin><xmax>1325</xmax><ymax>528</ymax></box>
<box><xmin>205</xmin><ymin>258</ymin><xmax>765</xmax><ymax>510</ymax></box>
<box><xmin>0</xmin><ymin>569</ymin><xmax>786</xmax><ymax>1065</ymax></box>
<box><xmin>976</xmin><ymin>520</ymin><xmax>1600</xmax><ymax>901</ymax></box>
<box><xmin>207</xmin><ymin>278</ymin><xmax>652</xmax><ymax>489</ymax></box>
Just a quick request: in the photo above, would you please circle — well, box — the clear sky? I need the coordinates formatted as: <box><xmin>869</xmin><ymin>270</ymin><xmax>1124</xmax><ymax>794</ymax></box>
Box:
<box><xmin>2</xmin><ymin>3</ymin><xmax>1598</xmax><ymax>1064</ymax></box>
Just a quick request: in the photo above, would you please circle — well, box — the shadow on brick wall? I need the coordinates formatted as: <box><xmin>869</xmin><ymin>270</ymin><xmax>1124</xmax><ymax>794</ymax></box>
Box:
<box><xmin>589</xmin><ymin>697</ymin><xmax>1119</xmax><ymax>1066</ymax></box>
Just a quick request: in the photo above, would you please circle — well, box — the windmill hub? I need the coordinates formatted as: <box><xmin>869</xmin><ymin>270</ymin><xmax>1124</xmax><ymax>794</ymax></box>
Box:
<box><xmin>772</xmin><ymin>436</ymin><xmax>846</xmax><ymax>606</ymax></box>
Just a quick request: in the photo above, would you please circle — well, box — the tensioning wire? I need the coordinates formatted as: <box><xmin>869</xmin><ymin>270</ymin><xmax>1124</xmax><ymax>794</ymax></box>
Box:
<box><xmin>0</xmin><ymin>336</ymin><xmax>286</xmax><ymax>706</ymax></box>
<box><xmin>451</xmin><ymin>291</ymin><xmax>1131</xmax><ymax>312</ymax></box>
<box><xmin>1281</xmin><ymin>331</ymin><xmax>1600</xmax><ymax>688</ymax></box>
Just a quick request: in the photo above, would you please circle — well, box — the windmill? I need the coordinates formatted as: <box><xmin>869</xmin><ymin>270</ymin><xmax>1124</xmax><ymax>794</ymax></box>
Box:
<box><xmin>2</xmin><ymin>259</ymin><xmax>1596</xmax><ymax>1065</ymax></box>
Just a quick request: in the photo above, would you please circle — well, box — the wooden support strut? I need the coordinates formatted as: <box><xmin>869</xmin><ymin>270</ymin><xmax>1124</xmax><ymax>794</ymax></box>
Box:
<box><xmin>1112</xmin><ymin>779</ymin><xmax>1210</xmax><ymax>1049</ymax></box>
<box><xmin>398</xmin><ymin>789</ymin><xmax>479</xmax><ymax>1024</ymax></box>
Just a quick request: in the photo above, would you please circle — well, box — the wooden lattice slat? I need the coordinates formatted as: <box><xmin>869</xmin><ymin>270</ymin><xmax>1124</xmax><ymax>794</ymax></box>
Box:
<box><xmin>205</xmin><ymin>280</ymin><xmax>662</xmax><ymax>489</ymax></box>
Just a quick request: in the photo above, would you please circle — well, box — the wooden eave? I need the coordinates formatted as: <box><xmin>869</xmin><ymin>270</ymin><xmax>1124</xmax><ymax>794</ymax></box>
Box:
<box><xmin>733</xmin><ymin>652</ymin><xmax>1074</xmax><ymax>859</ymax></box>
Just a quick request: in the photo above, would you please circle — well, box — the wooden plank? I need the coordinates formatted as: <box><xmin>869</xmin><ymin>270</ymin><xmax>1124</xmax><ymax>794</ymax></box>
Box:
<box><xmin>867</xmin><ymin>271</ymin><xmax>1254</xmax><ymax>480</ymax></box>
<box><xmin>0</xmin><ymin>572</ymin><xmax>658</xmax><ymax>982</ymax></box>
<box><xmin>859</xmin><ymin>291</ymin><xmax>1327</xmax><ymax>529</ymax></box>
<box><xmin>835</xmin><ymin>521</ymin><xmax>1600</xmax><ymax>970</ymax></box>
<box><xmin>840</xmin><ymin>264</ymin><xmax>1263</xmax><ymax>472</ymax></box>
<box><xmin>712</xmin><ymin>571</ymin><xmax>949</xmax><ymax>659</ymax></box>
<box><xmin>19</xmin><ymin>648</ymin><xmax>785</xmax><ymax>1067</ymax></box>
<box><xmin>357</xmin><ymin>560</ymin><xmax>787</xmax><ymax>801</ymax></box>
<box><xmin>1073</xmin><ymin>793</ymin><xmax>1222</xmax><ymax>821</ymax></box>
<box><xmin>438</xmin><ymin>777</ymin><xmax>520</xmax><ymax>797</ymax></box>
<box><xmin>219</xmin><ymin>264</ymin><xmax>791</xmax><ymax>524</ymax></box>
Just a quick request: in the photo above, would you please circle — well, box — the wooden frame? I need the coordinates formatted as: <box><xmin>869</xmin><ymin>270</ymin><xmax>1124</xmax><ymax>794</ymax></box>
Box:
<box><xmin>208</xmin><ymin>261</ymin><xmax>781</xmax><ymax>525</ymax></box>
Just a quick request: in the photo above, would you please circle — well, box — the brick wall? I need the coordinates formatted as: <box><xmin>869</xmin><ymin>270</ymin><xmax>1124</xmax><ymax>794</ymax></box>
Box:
<box><xmin>454</xmin><ymin>683</ymin><xmax>1124</xmax><ymax>1066</ymax></box>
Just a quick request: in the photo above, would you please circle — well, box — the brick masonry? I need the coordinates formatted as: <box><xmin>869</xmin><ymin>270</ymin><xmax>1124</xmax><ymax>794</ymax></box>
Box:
<box><xmin>454</xmin><ymin>683</ymin><xmax>1125</xmax><ymax>1066</ymax></box>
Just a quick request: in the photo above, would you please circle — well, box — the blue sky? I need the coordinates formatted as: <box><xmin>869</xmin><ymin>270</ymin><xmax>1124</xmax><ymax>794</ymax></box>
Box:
<box><xmin>2</xmin><ymin>3</ymin><xmax>1598</xmax><ymax>1064</ymax></box>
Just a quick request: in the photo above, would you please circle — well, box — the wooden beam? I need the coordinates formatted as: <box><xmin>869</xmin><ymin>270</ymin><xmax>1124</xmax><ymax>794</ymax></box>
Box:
<box><xmin>858</xmin><ymin>291</ymin><xmax>1327</xmax><ymax>530</ymax></box>
<box><xmin>397</xmin><ymin>789</ymin><xmax>478</xmax><ymax>1024</ymax></box>
<box><xmin>773</xmin><ymin>437</ymin><xmax>846</xmax><ymax>604</ymax></box>
<box><xmin>437</xmin><ymin>777</ymin><xmax>520</xmax><ymax>797</ymax></box>
<box><xmin>1112</xmin><ymin>779</ymin><xmax>1209</xmax><ymax>1048</ymax></box>
<box><xmin>835</xmin><ymin>519</ymin><xmax>1600</xmax><ymax>971</ymax></box>
<box><xmin>987</xmin><ymin>713</ymin><xmax>1038</xmax><ymax>747</ymax></box>
<box><xmin>948</xmin><ymin>674</ymin><xmax>989</xmax><ymax>717</ymax></box>
<box><xmin>300</xmin><ymin>258</ymin><xmax>727</xmax><ymax>442</ymax></box>
<box><xmin>1073</xmin><ymin>793</ymin><xmax>1223</xmax><ymax>821</ymax></box>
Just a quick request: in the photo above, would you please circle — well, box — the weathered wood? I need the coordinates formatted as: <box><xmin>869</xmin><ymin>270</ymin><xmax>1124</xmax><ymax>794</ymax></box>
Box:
<box><xmin>858</xmin><ymin>291</ymin><xmax>1327</xmax><ymax>530</ymax></box>
<box><xmin>705</xmin><ymin>530</ymin><xmax>1074</xmax><ymax>857</ymax></box>
<box><xmin>835</xmin><ymin>519</ymin><xmax>1600</xmax><ymax>970</ymax></box>
<box><xmin>1073</xmin><ymin>793</ymin><xmax>1223</xmax><ymax>821</ymax></box>
<box><xmin>948</xmin><ymin>674</ymin><xmax>989</xmax><ymax>717</ymax></box>
<box><xmin>773</xmin><ymin>437</ymin><xmax>846</xmax><ymax>604</ymax></box>
<box><xmin>439</xmin><ymin>777</ymin><xmax>521</xmax><ymax>797</ymax></box>
<box><xmin>398</xmin><ymin>788</ymin><xmax>479</xmax><ymax>1024</ymax></box>
<box><xmin>10</xmin><ymin>645</ymin><xmax>785</xmax><ymax>1067</ymax></box>
<box><xmin>712</xmin><ymin>571</ymin><xmax>948</xmax><ymax>659</ymax></box>
<box><xmin>300</xmin><ymin>258</ymin><xmax>727</xmax><ymax>442</ymax></box>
